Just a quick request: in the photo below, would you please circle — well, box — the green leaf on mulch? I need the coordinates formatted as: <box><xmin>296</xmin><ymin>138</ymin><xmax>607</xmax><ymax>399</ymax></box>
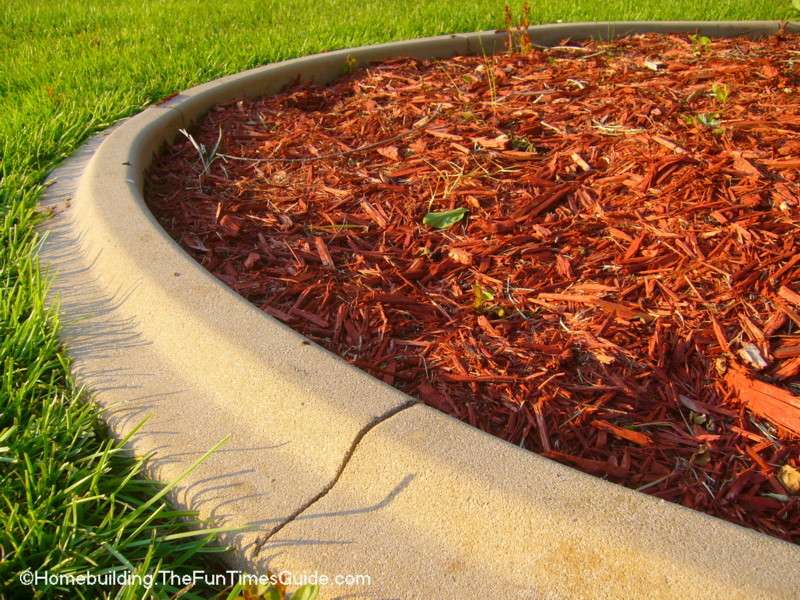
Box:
<box><xmin>423</xmin><ymin>207</ymin><xmax>468</xmax><ymax>229</ymax></box>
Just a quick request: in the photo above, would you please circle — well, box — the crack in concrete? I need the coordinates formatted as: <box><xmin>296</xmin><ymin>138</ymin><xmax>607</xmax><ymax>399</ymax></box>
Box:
<box><xmin>251</xmin><ymin>398</ymin><xmax>418</xmax><ymax>556</ymax></box>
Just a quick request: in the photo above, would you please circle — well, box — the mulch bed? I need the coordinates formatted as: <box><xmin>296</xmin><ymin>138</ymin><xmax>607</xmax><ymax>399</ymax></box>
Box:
<box><xmin>145</xmin><ymin>31</ymin><xmax>800</xmax><ymax>542</ymax></box>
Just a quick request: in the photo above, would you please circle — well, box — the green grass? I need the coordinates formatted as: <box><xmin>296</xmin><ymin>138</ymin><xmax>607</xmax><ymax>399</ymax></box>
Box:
<box><xmin>0</xmin><ymin>1</ymin><xmax>795</xmax><ymax>598</ymax></box>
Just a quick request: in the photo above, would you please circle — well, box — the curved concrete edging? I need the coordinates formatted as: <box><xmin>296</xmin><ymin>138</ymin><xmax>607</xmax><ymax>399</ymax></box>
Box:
<box><xmin>40</xmin><ymin>21</ymin><xmax>800</xmax><ymax>598</ymax></box>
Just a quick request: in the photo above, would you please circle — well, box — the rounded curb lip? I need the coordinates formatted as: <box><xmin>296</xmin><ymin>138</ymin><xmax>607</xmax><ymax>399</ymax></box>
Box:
<box><xmin>41</xmin><ymin>21</ymin><xmax>800</xmax><ymax>598</ymax></box>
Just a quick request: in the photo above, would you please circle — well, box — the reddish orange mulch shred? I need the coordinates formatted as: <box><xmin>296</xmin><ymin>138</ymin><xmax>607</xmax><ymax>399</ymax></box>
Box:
<box><xmin>146</xmin><ymin>32</ymin><xmax>800</xmax><ymax>542</ymax></box>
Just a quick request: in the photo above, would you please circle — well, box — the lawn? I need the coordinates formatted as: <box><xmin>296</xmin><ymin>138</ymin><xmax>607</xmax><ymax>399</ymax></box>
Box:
<box><xmin>0</xmin><ymin>1</ymin><xmax>795</xmax><ymax>598</ymax></box>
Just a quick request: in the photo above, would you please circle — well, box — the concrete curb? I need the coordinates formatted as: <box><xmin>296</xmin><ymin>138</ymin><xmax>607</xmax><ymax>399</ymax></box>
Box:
<box><xmin>40</xmin><ymin>22</ymin><xmax>800</xmax><ymax>598</ymax></box>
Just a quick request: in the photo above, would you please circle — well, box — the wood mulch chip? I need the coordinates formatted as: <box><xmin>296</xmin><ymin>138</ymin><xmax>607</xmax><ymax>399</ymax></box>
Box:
<box><xmin>146</xmin><ymin>31</ymin><xmax>800</xmax><ymax>542</ymax></box>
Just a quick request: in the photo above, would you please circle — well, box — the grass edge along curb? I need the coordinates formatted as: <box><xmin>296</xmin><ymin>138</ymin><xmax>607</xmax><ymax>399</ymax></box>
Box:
<box><xmin>3</xmin><ymin>2</ymin><xmax>797</xmax><ymax>598</ymax></box>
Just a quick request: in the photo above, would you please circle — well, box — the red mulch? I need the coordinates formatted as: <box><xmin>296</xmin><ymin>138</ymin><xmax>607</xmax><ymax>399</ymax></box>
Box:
<box><xmin>145</xmin><ymin>32</ymin><xmax>800</xmax><ymax>542</ymax></box>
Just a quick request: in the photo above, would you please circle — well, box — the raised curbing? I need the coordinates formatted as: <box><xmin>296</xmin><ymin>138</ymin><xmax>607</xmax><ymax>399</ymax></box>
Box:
<box><xmin>261</xmin><ymin>405</ymin><xmax>800</xmax><ymax>599</ymax></box>
<box><xmin>40</xmin><ymin>22</ymin><xmax>800</xmax><ymax>598</ymax></box>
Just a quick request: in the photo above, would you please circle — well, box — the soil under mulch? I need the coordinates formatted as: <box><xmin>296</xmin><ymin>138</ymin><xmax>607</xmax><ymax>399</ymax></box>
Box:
<box><xmin>146</xmin><ymin>31</ymin><xmax>800</xmax><ymax>542</ymax></box>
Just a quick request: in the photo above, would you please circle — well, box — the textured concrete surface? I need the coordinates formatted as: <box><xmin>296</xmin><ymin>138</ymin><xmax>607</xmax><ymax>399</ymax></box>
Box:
<box><xmin>39</xmin><ymin>21</ymin><xmax>800</xmax><ymax>598</ymax></box>
<box><xmin>39</xmin><ymin>120</ymin><xmax>416</xmax><ymax>566</ymax></box>
<box><xmin>264</xmin><ymin>405</ymin><xmax>800</xmax><ymax>599</ymax></box>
